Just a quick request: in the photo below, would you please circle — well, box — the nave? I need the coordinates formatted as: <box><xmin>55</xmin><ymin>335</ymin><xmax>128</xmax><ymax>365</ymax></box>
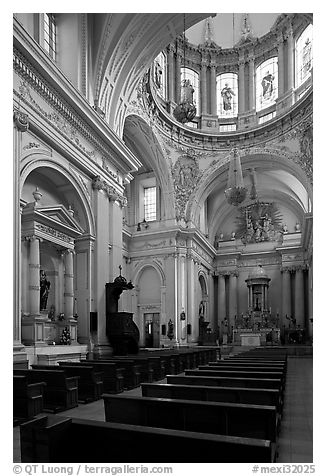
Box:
<box><xmin>13</xmin><ymin>349</ymin><xmax>312</xmax><ymax>463</ymax></box>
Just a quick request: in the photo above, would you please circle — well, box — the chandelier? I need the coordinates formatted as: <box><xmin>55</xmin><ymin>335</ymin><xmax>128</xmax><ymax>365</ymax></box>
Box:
<box><xmin>173</xmin><ymin>14</ymin><xmax>197</xmax><ymax>124</ymax></box>
<box><xmin>225</xmin><ymin>148</ymin><xmax>248</xmax><ymax>206</ymax></box>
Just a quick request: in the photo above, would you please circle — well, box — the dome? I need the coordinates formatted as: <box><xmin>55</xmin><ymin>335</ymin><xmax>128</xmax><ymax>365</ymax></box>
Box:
<box><xmin>247</xmin><ymin>265</ymin><xmax>269</xmax><ymax>280</ymax></box>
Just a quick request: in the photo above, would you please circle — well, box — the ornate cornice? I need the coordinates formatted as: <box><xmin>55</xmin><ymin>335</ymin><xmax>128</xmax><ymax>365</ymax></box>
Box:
<box><xmin>13</xmin><ymin>34</ymin><xmax>141</xmax><ymax>174</ymax></box>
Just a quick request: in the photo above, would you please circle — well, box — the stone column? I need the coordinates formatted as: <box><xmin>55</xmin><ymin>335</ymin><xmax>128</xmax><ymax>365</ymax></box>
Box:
<box><xmin>277</xmin><ymin>32</ymin><xmax>285</xmax><ymax>96</ymax></box>
<box><xmin>294</xmin><ymin>266</ymin><xmax>305</xmax><ymax>328</ymax></box>
<box><xmin>200</xmin><ymin>61</ymin><xmax>208</xmax><ymax>115</ymax></box>
<box><xmin>248</xmin><ymin>53</ymin><xmax>255</xmax><ymax>111</ymax></box>
<box><xmin>287</xmin><ymin>26</ymin><xmax>294</xmax><ymax>91</ymax></box>
<box><xmin>91</xmin><ymin>177</ymin><xmax>113</xmax><ymax>357</ymax></box>
<box><xmin>281</xmin><ymin>268</ymin><xmax>291</xmax><ymax>323</ymax></box>
<box><xmin>167</xmin><ymin>45</ymin><xmax>175</xmax><ymax>103</ymax></box>
<box><xmin>238</xmin><ymin>57</ymin><xmax>246</xmax><ymax>113</ymax></box>
<box><xmin>14</xmin><ymin>112</ymin><xmax>29</xmax><ymax>352</ymax></box>
<box><xmin>64</xmin><ymin>250</ymin><xmax>75</xmax><ymax>319</ymax></box>
<box><xmin>28</xmin><ymin>236</ymin><xmax>42</xmax><ymax>316</ymax></box>
<box><xmin>175</xmin><ymin>53</ymin><xmax>181</xmax><ymax>104</ymax></box>
<box><xmin>228</xmin><ymin>271</ymin><xmax>238</xmax><ymax>330</ymax></box>
<box><xmin>217</xmin><ymin>274</ymin><xmax>226</xmax><ymax>327</ymax></box>
<box><xmin>187</xmin><ymin>255</ymin><xmax>197</xmax><ymax>342</ymax></box>
<box><xmin>178</xmin><ymin>253</ymin><xmax>187</xmax><ymax>343</ymax></box>
<box><xmin>210</xmin><ymin>63</ymin><xmax>217</xmax><ymax>115</ymax></box>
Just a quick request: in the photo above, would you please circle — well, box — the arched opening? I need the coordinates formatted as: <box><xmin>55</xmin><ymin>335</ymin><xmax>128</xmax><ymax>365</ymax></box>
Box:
<box><xmin>137</xmin><ymin>266</ymin><xmax>162</xmax><ymax>348</ymax></box>
<box><xmin>20</xmin><ymin>164</ymin><xmax>94</xmax><ymax>349</ymax></box>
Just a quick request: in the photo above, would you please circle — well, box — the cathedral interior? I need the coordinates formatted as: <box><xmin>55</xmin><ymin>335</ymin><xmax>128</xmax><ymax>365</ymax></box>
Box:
<box><xmin>12</xmin><ymin>12</ymin><xmax>313</xmax><ymax>465</ymax></box>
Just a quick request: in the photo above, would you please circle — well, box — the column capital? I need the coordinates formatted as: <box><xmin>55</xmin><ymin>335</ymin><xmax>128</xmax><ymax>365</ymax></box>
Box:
<box><xmin>64</xmin><ymin>249</ymin><xmax>76</xmax><ymax>256</ymax></box>
<box><xmin>284</xmin><ymin>25</ymin><xmax>294</xmax><ymax>41</ymax></box>
<box><xmin>13</xmin><ymin>110</ymin><xmax>29</xmax><ymax>132</ymax></box>
<box><xmin>281</xmin><ymin>266</ymin><xmax>293</xmax><ymax>273</ymax></box>
<box><xmin>277</xmin><ymin>32</ymin><xmax>284</xmax><ymax>45</ymax></box>
<box><xmin>248</xmin><ymin>51</ymin><xmax>255</xmax><ymax>62</ymax></box>
<box><xmin>167</xmin><ymin>44</ymin><xmax>176</xmax><ymax>54</ymax></box>
<box><xmin>25</xmin><ymin>235</ymin><xmax>42</xmax><ymax>243</ymax></box>
<box><xmin>92</xmin><ymin>176</ymin><xmax>127</xmax><ymax>207</ymax></box>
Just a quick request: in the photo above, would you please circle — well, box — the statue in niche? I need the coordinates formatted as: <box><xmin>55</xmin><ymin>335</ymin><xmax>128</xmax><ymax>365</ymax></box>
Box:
<box><xmin>261</xmin><ymin>71</ymin><xmax>274</xmax><ymax>99</ymax></box>
<box><xmin>221</xmin><ymin>83</ymin><xmax>235</xmax><ymax>111</ymax></box>
<box><xmin>40</xmin><ymin>270</ymin><xmax>51</xmax><ymax>311</ymax></box>
<box><xmin>167</xmin><ymin>319</ymin><xmax>174</xmax><ymax>340</ymax></box>
<box><xmin>154</xmin><ymin>61</ymin><xmax>163</xmax><ymax>89</ymax></box>
<box><xmin>180</xmin><ymin>79</ymin><xmax>195</xmax><ymax>104</ymax></box>
<box><xmin>302</xmin><ymin>38</ymin><xmax>312</xmax><ymax>75</ymax></box>
<box><xmin>199</xmin><ymin>301</ymin><xmax>205</xmax><ymax>318</ymax></box>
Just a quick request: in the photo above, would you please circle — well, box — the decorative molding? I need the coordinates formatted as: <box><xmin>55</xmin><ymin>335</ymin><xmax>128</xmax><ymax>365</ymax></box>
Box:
<box><xmin>35</xmin><ymin>223</ymin><xmax>72</xmax><ymax>243</ymax></box>
<box><xmin>14</xmin><ymin>51</ymin><xmax>139</xmax><ymax>175</ymax></box>
<box><xmin>172</xmin><ymin>148</ymin><xmax>202</xmax><ymax>221</ymax></box>
<box><xmin>13</xmin><ymin>110</ymin><xmax>29</xmax><ymax>132</ymax></box>
<box><xmin>91</xmin><ymin>175</ymin><xmax>127</xmax><ymax>207</ymax></box>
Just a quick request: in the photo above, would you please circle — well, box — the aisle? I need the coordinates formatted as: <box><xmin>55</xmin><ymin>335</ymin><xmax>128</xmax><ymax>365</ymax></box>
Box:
<box><xmin>277</xmin><ymin>357</ymin><xmax>313</xmax><ymax>462</ymax></box>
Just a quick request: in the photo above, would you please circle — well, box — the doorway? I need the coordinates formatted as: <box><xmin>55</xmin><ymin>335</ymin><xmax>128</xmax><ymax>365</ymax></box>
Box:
<box><xmin>144</xmin><ymin>313</ymin><xmax>160</xmax><ymax>347</ymax></box>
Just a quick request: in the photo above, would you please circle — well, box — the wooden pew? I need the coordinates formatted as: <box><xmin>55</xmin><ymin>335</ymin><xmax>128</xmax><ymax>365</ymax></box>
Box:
<box><xmin>212</xmin><ymin>360</ymin><xmax>286</xmax><ymax>369</ymax></box>
<box><xmin>32</xmin><ymin>364</ymin><xmax>102</xmax><ymax>403</ymax></box>
<box><xmin>224</xmin><ymin>358</ymin><xmax>287</xmax><ymax>371</ymax></box>
<box><xmin>185</xmin><ymin>369</ymin><xmax>285</xmax><ymax>390</ymax></box>
<box><xmin>13</xmin><ymin>375</ymin><xmax>46</xmax><ymax>422</ymax></box>
<box><xmin>141</xmin><ymin>382</ymin><xmax>283</xmax><ymax>415</ymax></box>
<box><xmin>84</xmin><ymin>359</ymin><xmax>140</xmax><ymax>389</ymax></box>
<box><xmin>197</xmin><ymin>365</ymin><xmax>286</xmax><ymax>381</ymax></box>
<box><xmin>100</xmin><ymin>356</ymin><xmax>155</xmax><ymax>382</ymax></box>
<box><xmin>20</xmin><ymin>415</ymin><xmax>276</xmax><ymax>463</ymax></box>
<box><xmin>14</xmin><ymin>369</ymin><xmax>78</xmax><ymax>412</ymax></box>
<box><xmin>167</xmin><ymin>374</ymin><xmax>283</xmax><ymax>391</ymax></box>
<box><xmin>235</xmin><ymin>356</ymin><xmax>288</xmax><ymax>361</ymax></box>
<box><xmin>58</xmin><ymin>361</ymin><xmax>124</xmax><ymax>394</ymax></box>
<box><xmin>103</xmin><ymin>394</ymin><xmax>278</xmax><ymax>445</ymax></box>
<box><xmin>55</xmin><ymin>363</ymin><xmax>103</xmax><ymax>401</ymax></box>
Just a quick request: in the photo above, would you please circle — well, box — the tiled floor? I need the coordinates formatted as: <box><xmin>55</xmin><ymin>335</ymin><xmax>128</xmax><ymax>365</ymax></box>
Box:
<box><xmin>13</xmin><ymin>357</ymin><xmax>313</xmax><ymax>463</ymax></box>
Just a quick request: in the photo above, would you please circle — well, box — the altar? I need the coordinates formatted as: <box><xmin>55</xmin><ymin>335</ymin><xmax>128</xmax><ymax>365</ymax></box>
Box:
<box><xmin>240</xmin><ymin>333</ymin><xmax>261</xmax><ymax>346</ymax></box>
<box><xmin>233</xmin><ymin>327</ymin><xmax>280</xmax><ymax>346</ymax></box>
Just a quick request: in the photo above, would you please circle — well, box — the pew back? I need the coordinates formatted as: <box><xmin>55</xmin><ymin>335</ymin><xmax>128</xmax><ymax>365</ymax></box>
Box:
<box><xmin>103</xmin><ymin>394</ymin><xmax>278</xmax><ymax>443</ymax></box>
<box><xmin>20</xmin><ymin>415</ymin><xmax>275</xmax><ymax>463</ymax></box>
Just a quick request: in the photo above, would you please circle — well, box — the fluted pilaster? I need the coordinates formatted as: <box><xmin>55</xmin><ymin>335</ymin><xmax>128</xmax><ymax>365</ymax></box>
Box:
<box><xmin>28</xmin><ymin>236</ymin><xmax>41</xmax><ymax>315</ymax></box>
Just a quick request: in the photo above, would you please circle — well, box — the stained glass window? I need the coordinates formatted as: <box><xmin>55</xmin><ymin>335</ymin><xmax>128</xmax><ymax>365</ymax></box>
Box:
<box><xmin>180</xmin><ymin>68</ymin><xmax>200</xmax><ymax>115</ymax></box>
<box><xmin>43</xmin><ymin>14</ymin><xmax>56</xmax><ymax>60</ymax></box>
<box><xmin>217</xmin><ymin>73</ymin><xmax>238</xmax><ymax>117</ymax></box>
<box><xmin>295</xmin><ymin>24</ymin><xmax>313</xmax><ymax>88</ymax></box>
<box><xmin>153</xmin><ymin>52</ymin><xmax>167</xmax><ymax>99</ymax></box>
<box><xmin>144</xmin><ymin>187</ymin><xmax>156</xmax><ymax>222</ymax></box>
<box><xmin>256</xmin><ymin>58</ymin><xmax>278</xmax><ymax>112</ymax></box>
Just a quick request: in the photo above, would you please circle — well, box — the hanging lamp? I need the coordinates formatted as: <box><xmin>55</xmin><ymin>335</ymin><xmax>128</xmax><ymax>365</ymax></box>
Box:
<box><xmin>224</xmin><ymin>148</ymin><xmax>248</xmax><ymax>206</ymax></box>
<box><xmin>173</xmin><ymin>14</ymin><xmax>197</xmax><ymax>124</ymax></box>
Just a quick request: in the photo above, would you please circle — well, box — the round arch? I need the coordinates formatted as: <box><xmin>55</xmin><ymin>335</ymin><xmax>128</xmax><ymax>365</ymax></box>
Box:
<box><xmin>123</xmin><ymin>113</ymin><xmax>176</xmax><ymax>221</ymax></box>
<box><xmin>186</xmin><ymin>147</ymin><xmax>312</xmax><ymax>226</ymax></box>
<box><xmin>132</xmin><ymin>259</ymin><xmax>166</xmax><ymax>287</ymax></box>
<box><xmin>20</xmin><ymin>156</ymin><xmax>96</xmax><ymax>237</ymax></box>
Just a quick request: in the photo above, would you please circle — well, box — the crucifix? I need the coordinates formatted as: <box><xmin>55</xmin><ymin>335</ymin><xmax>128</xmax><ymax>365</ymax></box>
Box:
<box><xmin>253</xmin><ymin>289</ymin><xmax>262</xmax><ymax>311</ymax></box>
